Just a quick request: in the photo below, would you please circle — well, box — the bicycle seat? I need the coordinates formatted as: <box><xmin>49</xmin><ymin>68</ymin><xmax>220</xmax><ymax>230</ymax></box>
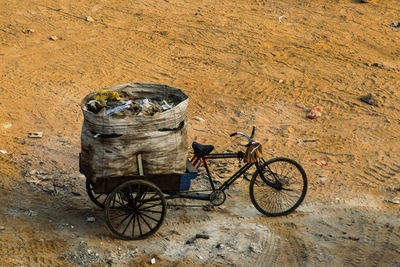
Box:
<box><xmin>192</xmin><ymin>142</ymin><xmax>214</xmax><ymax>157</ymax></box>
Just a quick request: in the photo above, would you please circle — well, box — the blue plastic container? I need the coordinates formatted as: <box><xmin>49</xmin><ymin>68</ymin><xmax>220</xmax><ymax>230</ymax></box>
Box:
<box><xmin>180</xmin><ymin>173</ymin><xmax>198</xmax><ymax>190</ymax></box>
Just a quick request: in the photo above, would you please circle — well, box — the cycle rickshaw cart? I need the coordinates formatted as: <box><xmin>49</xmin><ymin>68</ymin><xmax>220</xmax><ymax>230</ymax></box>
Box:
<box><xmin>81</xmin><ymin>126</ymin><xmax>308</xmax><ymax>240</ymax></box>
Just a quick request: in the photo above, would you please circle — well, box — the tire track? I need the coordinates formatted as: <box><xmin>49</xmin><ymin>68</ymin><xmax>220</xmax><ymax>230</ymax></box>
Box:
<box><xmin>254</xmin><ymin>231</ymin><xmax>280</xmax><ymax>267</ymax></box>
<box><xmin>357</xmin><ymin>159</ymin><xmax>400</xmax><ymax>188</ymax></box>
<box><xmin>0</xmin><ymin>239</ymin><xmax>67</xmax><ymax>266</ymax></box>
<box><xmin>367</xmin><ymin>224</ymin><xmax>394</xmax><ymax>267</ymax></box>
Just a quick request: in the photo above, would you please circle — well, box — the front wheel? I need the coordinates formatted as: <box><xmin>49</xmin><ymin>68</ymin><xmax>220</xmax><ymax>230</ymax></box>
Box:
<box><xmin>105</xmin><ymin>180</ymin><xmax>167</xmax><ymax>240</ymax></box>
<box><xmin>249</xmin><ymin>157</ymin><xmax>307</xmax><ymax>216</ymax></box>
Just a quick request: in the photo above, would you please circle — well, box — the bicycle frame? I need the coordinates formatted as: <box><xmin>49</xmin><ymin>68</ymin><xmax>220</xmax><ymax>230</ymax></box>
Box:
<box><xmin>192</xmin><ymin>152</ymin><xmax>281</xmax><ymax>193</ymax></box>
<box><xmin>165</xmin><ymin>149</ymin><xmax>282</xmax><ymax>202</ymax></box>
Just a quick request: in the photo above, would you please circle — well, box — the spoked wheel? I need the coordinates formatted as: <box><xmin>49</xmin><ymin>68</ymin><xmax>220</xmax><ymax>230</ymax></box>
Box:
<box><xmin>86</xmin><ymin>178</ymin><xmax>109</xmax><ymax>209</ymax></box>
<box><xmin>249</xmin><ymin>157</ymin><xmax>307</xmax><ymax>216</ymax></box>
<box><xmin>105</xmin><ymin>180</ymin><xmax>166</xmax><ymax>240</ymax></box>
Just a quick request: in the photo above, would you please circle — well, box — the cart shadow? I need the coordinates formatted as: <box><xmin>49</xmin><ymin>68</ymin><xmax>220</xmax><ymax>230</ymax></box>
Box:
<box><xmin>2</xmin><ymin>184</ymin><xmax>113</xmax><ymax>239</ymax></box>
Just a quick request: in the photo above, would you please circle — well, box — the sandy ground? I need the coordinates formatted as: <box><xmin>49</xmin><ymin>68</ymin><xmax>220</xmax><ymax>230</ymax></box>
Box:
<box><xmin>1</xmin><ymin>0</ymin><xmax>400</xmax><ymax>266</ymax></box>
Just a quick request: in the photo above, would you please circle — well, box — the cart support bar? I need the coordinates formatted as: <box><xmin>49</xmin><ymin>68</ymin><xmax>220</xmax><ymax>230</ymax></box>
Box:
<box><xmin>137</xmin><ymin>154</ymin><xmax>144</xmax><ymax>176</ymax></box>
<box><xmin>173</xmin><ymin>192</ymin><xmax>210</xmax><ymax>200</ymax></box>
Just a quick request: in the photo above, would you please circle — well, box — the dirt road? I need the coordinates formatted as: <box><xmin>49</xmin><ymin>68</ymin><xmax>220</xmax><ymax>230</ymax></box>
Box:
<box><xmin>0</xmin><ymin>0</ymin><xmax>399</xmax><ymax>266</ymax></box>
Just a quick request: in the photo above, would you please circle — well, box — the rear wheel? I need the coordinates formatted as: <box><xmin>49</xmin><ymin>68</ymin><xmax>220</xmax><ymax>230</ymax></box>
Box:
<box><xmin>105</xmin><ymin>180</ymin><xmax>166</xmax><ymax>240</ymax></box>
<box><xmin>249</xmin><ymin>157</ymin><xmax>307</xmax><ymax>216</ymax></box>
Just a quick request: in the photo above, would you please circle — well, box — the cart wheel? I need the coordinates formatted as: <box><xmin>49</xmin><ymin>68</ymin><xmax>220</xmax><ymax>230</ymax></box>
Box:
<box><xmin>86</xmin><ymin>178</ymin><xmax>109</xmax><ymax>209</ymax></box>
<box><xmin>105</xmin><ymin>180</ymin><xmax>166</xmax><ymax>240</ymax></box>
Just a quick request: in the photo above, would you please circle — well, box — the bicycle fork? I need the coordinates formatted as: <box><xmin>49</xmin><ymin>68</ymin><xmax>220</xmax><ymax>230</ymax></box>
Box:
<box><xmin>255</xmin><ymin>160</ymin><xmax>282</xmax><ymax>190</ymax></box>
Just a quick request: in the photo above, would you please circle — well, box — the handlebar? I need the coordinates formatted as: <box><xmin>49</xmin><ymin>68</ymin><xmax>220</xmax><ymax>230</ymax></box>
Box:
<box><xmin>230</xmin><ymin>132</ymin><xmax>251</xmax><ymax>140</ymax></box>
<box><xmin>250</xmin><ymin>126</ymin><xmax>255</xmax><ymax>139</ymax></box>
<box><xmin>229</xmin><ymin>126</ymin><xmax>256</xmax><ymax>142</ymax></box>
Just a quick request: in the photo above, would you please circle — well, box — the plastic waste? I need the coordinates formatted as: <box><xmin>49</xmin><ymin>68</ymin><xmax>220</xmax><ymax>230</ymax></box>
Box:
<box><xmin>87</xmin><ymin>91</ymin><xmax>175</xmax><ymax>116</ymax></box>
<box><xmin>136</xmin><ymin>98</ymin><xmax>162</xmax><ymax>116</ymax></box>
<box><xmin>105</xmin><ymin>100</ymin><xmax>133</xmax><ymax>116</ymax></box>
<box><xmin>141</xmin><ymin>98</ymin><xmax>152</xmax><ymax>109</ymax></box>
<box><xmin>160</xmin><ymin>100</ymin><xmax>173</xmax><ymax>111</ymax></box>
<box><xmin>307</xmin><ymin>106</ymin><xmax>323</xmax><ymax>119</ymax></box>
<box><xmin>87</xmin><ymin>99</ymin><xmax>106</xmax><ymax>114</ymax></box>
<box><xmin>314</xmin><ymin>159</ymin><xmax>328</xmax><ymax>167</ymax></box>
<box><xmin>93</xmin><ymin>90</ymin><xmax>122</xmax><ymax>101</ymax></box>
<box><xmin>390</xmin><ymin>22</ymin><xmax>400</xmax><ymax>28</ymax></box>
<box><xmin>360</xmin><ymin>93</ymin><xmax>377</xmax><ymax>105</ymax></box>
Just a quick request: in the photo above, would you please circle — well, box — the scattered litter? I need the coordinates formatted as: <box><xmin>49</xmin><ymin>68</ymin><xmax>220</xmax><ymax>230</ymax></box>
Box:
<box><xmin>22</xmin><ymin>28</ymin><xmax>35</xmax><ymax>34</ymax></box>
<box><xmin>3</xmin><ymin>123</ymin><xmax>12</xmax><ymax>129</ymax></box>
<box><xmin>216</xmin><ymin>243</ymin><xmax>225</xmax><ymax>249</ymax></box>
<box><xmin>195</xmin><ymin>234</ymin><xmax>210</xmax><ymax>239</ymax></box>
<box><xmin>28</xmin><ymin>132</ymin><xmax>43</xmax><ymax>138</ymax></box>
<box><xmin>193</xmin><ymin>116</ymin><xmax>205</xmax><ymax>122</ymax></box>
<box><xmin>278</xmin><ymin>79</ymin><xmax>284</xmax><ymax>84</ymax></box>
<box><xmin>26</xmin><ymin>210</ymin><xmax>36</xmax><ymax>216</ymax></box>
<box><xmin>278</xmin><ymin>15</ymin><xmax>293</xmax><ymax>26</ymax></box>
<box><xmin>390</xmin><ymin>22</ymin><xmax>400</xmax><ymax>28</ymax></box>
<box><xmin>49</xmin><ymin>35</ymin><xmax>58</xmax><ymax>41</ymax></box>
<box><xmin>197</xmin><ymin>255</ymin><xmax>203</xmax><ymax>260</ymax></box>
<box><xmin>296</xmin><ymin>103</ymin><xmax>308</xmax><ymax>110</ymax></box>
<box><xmin>314</xmin><ymin>159</ymin><xmax>328</xmax><ymax>167</ymax></box>
<box><xmin>86</xmin><ymin>217</ymin><xmax>96</xmax><ymax>222</ymax></box>
<box><xmin>307</xmin><ymin>106</ymin><xmax>323</xmax><ymax>119</ymax></box>
<box><xmin>150</xmin><ymin>258</ymin><xmax>156</xmax><ymax>264</ymax></box>
<box><xmin>385</xmin><ymin>197</ymin><xmax>400</xmax><ymax>204</ymax></box>
<box><xmin>303</xmin><ymin>138</ymin><xmax>318</xmax><ymax>142</ymax></box>
<box><xmin>85</xmin><ymin>16</ymin><xmax>95</xmax><ymax>22</ymax></box>
<box><xmin>249</xmin><ymin>243</ymin><xmax>262</xmax><ymax>254</ymax></box>
<box><xmin>360</xmin><ymin>93</ymin><xmax>377</xmax><ymax>105</ymax></box>
<box><xmin>65</xmin><ymin>241</ymin><xmax>100</xmax><ymax>266</ymax></box>
<box><xmin>371</xmin><ymin>62</ymin><xmax>385</xmax><ymax>68</ymax></box>
<box><xmin>185</xmin><ymin>237</ymin><xmax>196</xmax><ymax>244</ymax></box>
<box><xmin>0</xmin><ymin>150</ymin><xmax>7</xmax><ymax>154</ymax></box>
<box><xmin>186</xmin><ymin>233</ymin><xmax>210</xmax><ymax>244</ymax></box>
